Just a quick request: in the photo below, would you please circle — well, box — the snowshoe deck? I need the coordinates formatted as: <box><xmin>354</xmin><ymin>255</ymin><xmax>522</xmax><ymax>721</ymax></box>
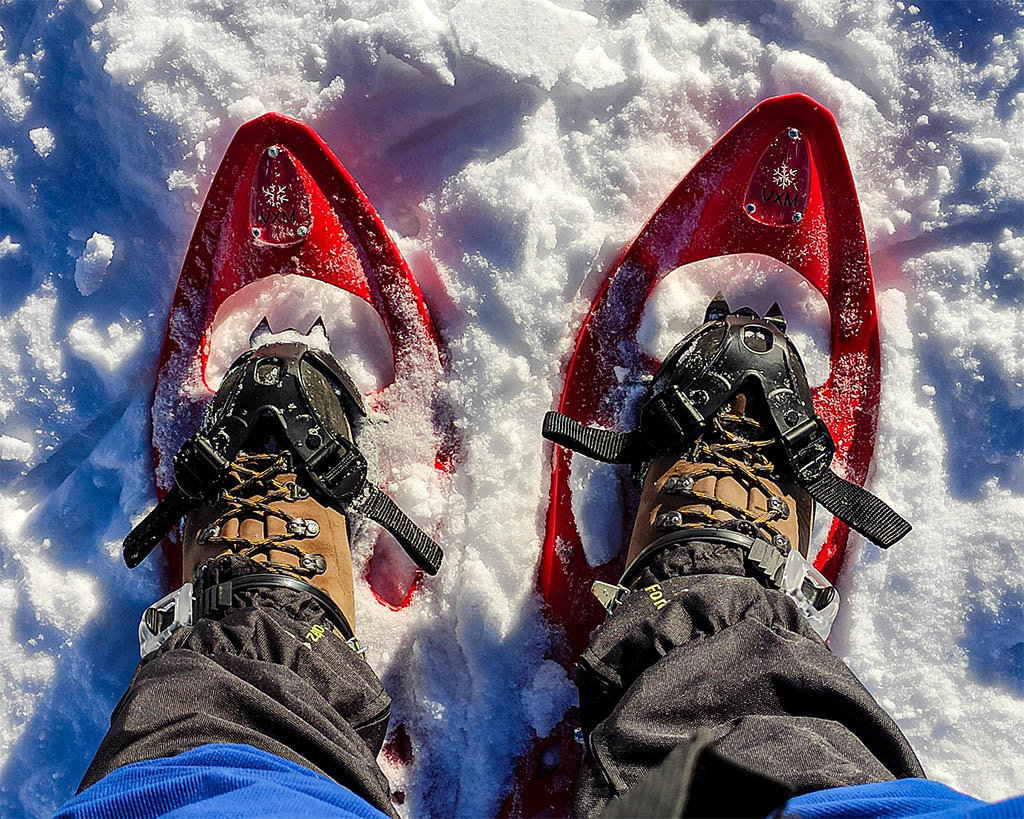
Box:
<box><xmin>151</xmin><ymin>113</ymin><xmax>448</xmax><ymax>605</ymax></box>
<box><xmin>503</xmin><ymin>93</ymin><xmax>884</xmax><ymax>817</ymax></box>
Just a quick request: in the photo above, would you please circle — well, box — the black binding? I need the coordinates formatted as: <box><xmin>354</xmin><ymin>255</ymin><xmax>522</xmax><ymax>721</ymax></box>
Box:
<box><xmin>543</xmin><ymin>301</ymin><xmax>911</xmax><ymax>550</ymax></box>
<box><xmin>124</xmin><ymin>339</ymin><xmax>443</xmax><ymax>575</ymax></box>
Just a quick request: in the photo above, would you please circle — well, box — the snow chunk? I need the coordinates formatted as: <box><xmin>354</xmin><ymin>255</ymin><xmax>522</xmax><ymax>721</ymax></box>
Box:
<box><xmin>569</xmin><ymin>45</ymin><xmax>626</xmax><ymax>90</ymax></box>
<box><xmin>74</xmin><ymin>232</ymin><xmax>114</xmax><ymax>296</ymax></box>
<box><xmin>0</xmin><ymin>434</ymin><xmax>33</xmax><ymax>462</ymax></box>
<box><xmin>523</xmin><ymin>660</ymin><xmax>576</xmax><ymax>737</ymax></box>
<box><xmin>227</xmin><ymin>95</ymin><xmax>264</xmax><ymax>122</ymax></box>
<box><xmin>29</xmin><ymin>126</ymin><xmax>54</xmax><ymax>158</ymax></box>
<box><xmin>166</xmin><ymin>169</ymin><xmax>197</xmax><ymax>192</ymax></box>
<box><xmin>67</xmin><ymin>317</ymin><xmax>142</xmax><ymax>375</ymax></box>
<box><xmin>451</xmin><ymin>0</ymin><xmax>598</xmax><ymax>89</ymax></box>
<box><xmin>0</xmin><ymin>235</ymin><xmax>20</xmax><ymax>257</ymax></box>
<box><xmin>83</xmin><ymin>0</ymin><xmax>103</xmax><ymax>13</ymax></box>
<box><xmin>24</xmin><ymin>551</ymin><xmax>99</xmax><ymax>636</ymax></box>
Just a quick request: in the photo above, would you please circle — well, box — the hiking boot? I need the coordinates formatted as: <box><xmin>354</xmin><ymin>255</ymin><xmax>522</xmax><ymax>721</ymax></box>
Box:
<box><xmin>181</xmin><ymin>454</ymin><xmax>357</xmax><ymax>632</ymax></box>
<box><xmin>624</xmin><ymin>391</ymin><xmax>814</xmax><ymax>581</ymax></box>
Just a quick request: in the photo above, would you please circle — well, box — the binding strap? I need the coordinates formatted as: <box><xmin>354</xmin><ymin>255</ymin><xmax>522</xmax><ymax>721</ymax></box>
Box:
<box><xmin>123</xmin><ymin>433</ymin><xmax>444</xmax><ymax>575</ymax></box>
<box><xmin>543</xmin><ymin>409</ymin><xmax>911</xmax><ymax>551</ymax></box>
<box><xmin>352</xmin><ymin>485</ymin><xmax>445</xmax><ymax>575</ymax></box>
<box><xmin>542</xmin><ymin>411</ymin><xmax>636</xmax><ymax>463</ymax></box>
<box><xmin>805</xmin><ymin>470</ymin><xmax>911</xmax><ymax>548</ymax></box>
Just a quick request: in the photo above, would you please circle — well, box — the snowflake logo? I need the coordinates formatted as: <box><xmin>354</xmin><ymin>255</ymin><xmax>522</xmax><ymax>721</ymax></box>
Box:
<box><xmin>262</xmin><ymin>184</ymin><xmax>289</xmax><ymax>208</ymax></box>
<box><xmin>772</xmin><ymin>163</ymin><xmax>797</xmax><ymax>190</ymax></box>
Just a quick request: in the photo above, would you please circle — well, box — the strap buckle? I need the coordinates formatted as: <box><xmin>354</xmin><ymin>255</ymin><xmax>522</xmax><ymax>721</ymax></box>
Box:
<box><xmin>139</xmin><ymin>583</ymin><xmax>194</xmax><ymax>658</ymax></box>
<box><xmin>779</xmin><ymin>550</ymin><xmax>839</xmax><ymax>639</ymax></box>
<box><xmin>780</xmin><ymin>417</ymin><xmax>835</xmax><ymax>483</ymax></box>
<box><xmin>173</xmin><ymin>434</ymin><xmax>230</xmax><ymax>499</ymax></box>
<box><xmin>639</xmin><ymin>385</ymin><xmax>704</xmax><ymax>452</ymax></box>
<box><xmin>305</xmin><ymin>438</ymin><xmax>368</xmax><ymax>503</ymax></box>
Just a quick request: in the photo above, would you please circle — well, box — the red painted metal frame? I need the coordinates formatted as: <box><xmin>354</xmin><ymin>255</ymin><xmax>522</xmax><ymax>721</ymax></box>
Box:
<box><xmin>151</xmin><ymin>113</ymin><xmax>444</xmax><ymax>593</ymax></box>
<box><xmin>504</xmin><ymin>94</ymin><xmax>883</xmax><ymax>817</ymax></box>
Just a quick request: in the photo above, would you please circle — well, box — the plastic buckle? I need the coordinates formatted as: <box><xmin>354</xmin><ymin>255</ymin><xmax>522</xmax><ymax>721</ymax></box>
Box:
<box><xmin>173</xmin><ymin>434</ymin><xmax>230</xmax><ymax>499</ymax></box>
<box><xmin>138</xmin><ymin>583</ymin><xmax>194</xmax><ymax>659</ymax></box>
<box><xmin>781</xmin><ymin>417</ymin><xmax>835</xmax><ymax>483</ymax></box>
<box><xmin>641</xmin><ymin>385</ymin><xmax>704</xmax><ymax>451</ymax></box>
<box><xmin>780</xmin><ymin>550</ymin><xmax>839</xmax><ymax>640</ymax></box>
<box><xmin>305</xmin><ymin>438</ymin><xmax>367</xmax><ymax>502</ymax></box>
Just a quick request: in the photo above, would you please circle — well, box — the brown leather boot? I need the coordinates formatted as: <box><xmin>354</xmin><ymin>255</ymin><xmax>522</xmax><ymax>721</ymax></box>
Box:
<box><xmin>181</xmin><ymin>452</ymin><xmax>357</xmax><ymax>633</ymax></box>
<box><xmin>624</xmin><ymin>392</ymin><xmax>814</xmax><ymax>581</ymax></box>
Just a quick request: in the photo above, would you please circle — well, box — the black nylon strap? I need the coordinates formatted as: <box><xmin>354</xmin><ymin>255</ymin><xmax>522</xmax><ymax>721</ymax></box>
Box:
<box><xmin>805</xmin><ymin>469</ymin><xmax>911</xmax><ymax>548</ymax></box>
<box><xmin>353</xmin><ymin>485</ymin><xmax>444</xmax><ymax>575</ymax></box>
<box><xmin>542</xmin><ymin>411</ymin><xmax>637</xmax><ymax>463</ymax></box>
<box><xmin>123</xmin><ymin>485</ymin><xmax>196</xmax><ymax>568</ymax></box>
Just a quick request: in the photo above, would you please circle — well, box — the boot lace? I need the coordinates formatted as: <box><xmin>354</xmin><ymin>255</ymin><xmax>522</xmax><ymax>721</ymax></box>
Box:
<box><xmin>196</xmin><ymin>452</ymin><xmax>326</xmax><ymax>579</ymax></box>
<box><xmin>661</xmin><ymin>409</ymin><xmax>792</xmax><ymax>546</ymax></box>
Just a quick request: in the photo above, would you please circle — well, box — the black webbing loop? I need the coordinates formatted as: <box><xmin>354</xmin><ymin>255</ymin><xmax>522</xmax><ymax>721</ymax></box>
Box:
<box><xmin>352</xmin><ymin>485</ymin><xmax>444</xmax><ymax>575</ymax></box>
<box><xmin>804</xmin><ymin>469</ymin><xmax>911</xmax><ymax>549</ymax></box>
<box><xmin>542</xmin><ymin>411</ymin><xmax>637</xmax><ymax>463</ymax></box>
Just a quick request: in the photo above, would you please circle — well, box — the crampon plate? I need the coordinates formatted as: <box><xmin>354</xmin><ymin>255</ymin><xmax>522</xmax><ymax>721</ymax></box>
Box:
<box><xmin>502</xmin><ymin>94</ymin><xmax>883</xmax><ymax>817</ymax></box>
<box><xmin>151</xmin><ymin>113</ymin><xmax>448</xmax><ymax>611</ymax></box>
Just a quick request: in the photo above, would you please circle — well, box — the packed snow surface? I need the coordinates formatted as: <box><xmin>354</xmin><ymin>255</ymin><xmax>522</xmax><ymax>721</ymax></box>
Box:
<box><xmin>2</xmin><ymin>1</ymin><xmax>1023</xmax><ymax>816</ymax></box>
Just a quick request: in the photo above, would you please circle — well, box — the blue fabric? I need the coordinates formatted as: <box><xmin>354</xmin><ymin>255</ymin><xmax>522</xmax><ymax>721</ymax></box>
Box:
<box><xmin>779</xmin><ymin>778</ymin><xmax>1024</xmax><ymax>818</ymax></box>
<box><xmin>56</xmin><ymin>743</ymin><xmax>389</xmax><ymax>819</ymax></box>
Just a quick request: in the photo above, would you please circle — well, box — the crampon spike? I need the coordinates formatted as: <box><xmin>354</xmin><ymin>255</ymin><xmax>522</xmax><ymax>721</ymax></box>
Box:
<box><xmin>765</xmin><ymin>301</ymin><xmax>787</xmax><ymax>332</ymax></box>
<box><xmin>249</xmin><ymin>316</ymin><xmax>273</xmax><ymax>347</ymax></box>
<box><xmin>705</xmin><ymin>290</ymin><xmax>730</xmax><ymax>321</ymax></box>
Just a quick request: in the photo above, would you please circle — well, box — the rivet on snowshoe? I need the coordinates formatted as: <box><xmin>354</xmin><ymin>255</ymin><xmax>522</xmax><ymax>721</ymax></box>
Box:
<box><xmin>784</xmin><ymin>410</ymin><xmax>801</xmax><ymax>426</ymax></box>
<box><xmin>663</xmin><ymin>475</ymin><xmax>695</xmax><ymax>494</ymax></box>
<box><xmin>299</xmin><ymin>553</ymin><xmax>327</xmax><ymax>575</ymax></box>
<box><xmin>251</xmin><ymin>227</ymin><xmax>262</xmax><ymax>239</ymax></box>
<box><xmin>745</xmin><ymin>202</ymin><xmax>757</xmax><ymax>214</ymax></box>
<box><xmin>792</xmin><ymin>211</ymin><xmax>803</xmax><ymax>223</ymax></box>
<box><xmin>305</xmin><ymin>431</ymin><xmax>323</xmax><ymax>450</ymax></box>
<box><xmin>773</xmin><ymin>533</ymin><xmax>791</xmax><ymax>550</ymax></box>
<box><xmin>787</xmin><ymin>127</ymin><xmax>801</xmax><ymax>140</ymax></box>
<box><xmin>297</xmin><ymin>225</ymin><xmax>309</xmax><ymax>237</ymax></box>
<box><xmin>654</xmin><ymin>511</ymin><xmax>685</xmax><ymax>531</ymax></box>
<box><xmin>767</xmin><ymin>496</ymin><xmax>790</xmax><ymax>519</ymax></box>
<box><xmin>198</xmin><ymin>524</ymin><xmax>220</xmax><ymax>544</ymax></box>
<box><xmin>266</xmin><ymin>146</ymin><xmax>280</xmax><ymax>158</ymax></box>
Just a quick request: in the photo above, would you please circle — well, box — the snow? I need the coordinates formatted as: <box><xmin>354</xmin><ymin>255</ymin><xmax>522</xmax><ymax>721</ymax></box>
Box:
<box><xmin>28</xmin><ymin>127</ymin><xmax>54</xmax><ymax>158</ymax></box>
<box><xmin>73</xmin><ymin>232</ymin><xmax>114</xmax><ymax>296</ymax></box>
<box><xmin>2</xmin><ymin>0</ymin><xmax>1023</xmax><ymax>816</ymax></box>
